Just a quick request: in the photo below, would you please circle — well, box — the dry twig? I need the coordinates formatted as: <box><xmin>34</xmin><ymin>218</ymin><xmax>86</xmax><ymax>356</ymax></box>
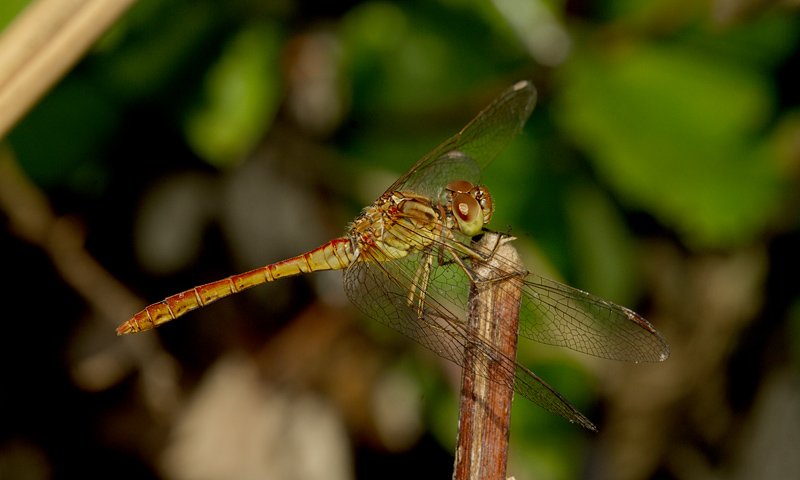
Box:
<box><xmin>0</xmin><ymin>0</ymin><xmax>137</xmax><ymax>138</ymax></box>
<box><xmin>453</xmin><ymin>232</ymin><xmax>524</xmax><ymax>480</ymax></box>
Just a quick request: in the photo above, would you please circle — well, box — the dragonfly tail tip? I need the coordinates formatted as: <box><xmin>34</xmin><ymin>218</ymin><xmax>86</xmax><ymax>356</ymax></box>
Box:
<box><xmin>115</xmin><ymin>323</ymin><xmax>136</xmax><ymax>335</ymax></box>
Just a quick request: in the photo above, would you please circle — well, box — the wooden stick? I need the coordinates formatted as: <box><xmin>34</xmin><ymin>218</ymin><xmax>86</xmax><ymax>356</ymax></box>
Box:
<box><xmin>0</xmin><ymin>0</ymin><xmax>138</xmax><ymax>139</ymax></box>
<box><xmin>453</xmin><ymin>232</ymin><xmax>524</xmax><ymax>480</ymax></box>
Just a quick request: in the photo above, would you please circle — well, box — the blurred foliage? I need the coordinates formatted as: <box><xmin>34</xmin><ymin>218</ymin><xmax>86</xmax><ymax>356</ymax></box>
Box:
<box><xmin>0</xmin><ymin>0</ymin><xmax>27</xmax><ymax>31</ymax></box>
<box><xmin>184</xmin><ymin>21</ymin><xmax>284</xmax><ymax>166</ymax></box>
<box><xmin>3</xmin><ymin>0</ymin><xmax>800</xmax><ymax>479</ymax></box>
<box><xmin>556</xmin><ymin>29</ymin><xmax>789</xmax><ymax>248</ymax></box>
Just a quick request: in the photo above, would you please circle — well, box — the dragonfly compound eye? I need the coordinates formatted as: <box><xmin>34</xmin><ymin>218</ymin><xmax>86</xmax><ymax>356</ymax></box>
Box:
<box><xmin>446</xmin><ymin>180</ymin><xmax>474</xmax><ymax>194</ymax></box>
<box><xmin>471</xmin><ymin>186</ymin><xmax>493</xmax><ymax>225</ymax></box>
<box><xmin>452</xmin><ymin>192</ymin><xmax>484</xmax><ymax>236</ymax></box>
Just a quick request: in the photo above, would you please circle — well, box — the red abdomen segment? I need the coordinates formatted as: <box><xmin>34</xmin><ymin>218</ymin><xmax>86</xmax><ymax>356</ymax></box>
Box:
<box><xmin>117</xmin><ymin>238</ymin><xmax>353</xmax><ymax>335</ymax></box>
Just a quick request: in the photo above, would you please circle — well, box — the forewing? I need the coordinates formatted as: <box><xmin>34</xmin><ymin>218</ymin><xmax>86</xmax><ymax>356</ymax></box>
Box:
<box><xmin>518</xmin><ymin>275</ymin><xmax>670</xmax><ymax>363</ymax></box>
<box><xmin>343</xmin><ymin>245</ymin><xmax>472</xmax><ymax>365</ymax></box>
<box><xmin>388</xmin><ymin>80</ymin><xmax>537</xmax><ymax>197</ymax></box>
<box><xmin>391</xmin><ymin>151</ymin><xmax>483</xmax><ymax>201</ymax></box>
<box><xmin>342</xmin><ymin>236</ymin><xmax>596</xmax><ymax>430</ymax></box>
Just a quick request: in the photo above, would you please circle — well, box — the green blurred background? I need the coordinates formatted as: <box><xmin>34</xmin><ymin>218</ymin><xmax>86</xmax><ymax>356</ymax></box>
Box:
<box><xmin>2</xmin><ymin>0</ymin><xmax>800</xmax><ymax>479</ymax></box>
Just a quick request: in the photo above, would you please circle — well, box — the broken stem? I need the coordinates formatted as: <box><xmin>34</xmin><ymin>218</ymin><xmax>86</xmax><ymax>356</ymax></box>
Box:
<box><xmin>453</xmin><ymin>232</ymin><xmax>524</xmax><ymax>480</ymax></box>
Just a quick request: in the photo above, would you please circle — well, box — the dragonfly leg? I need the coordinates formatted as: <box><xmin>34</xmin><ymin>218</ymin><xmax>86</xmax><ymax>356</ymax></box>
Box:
<box><xmin>398</xmin><ymin>247</ymin><xmax>476</xmax><ymax>341</ymax></box>
<box><xmin>407</xmin><ymin>251</ymin><xmax>434</xmax><ymax>320</ymax></box>
<box><xmin>444</xmin><ymin>229</ymin><xmax>511</xmax><ymax>264</ymax></box>
<box><xmin>442</xmin><ymin>235</ymin><xmax>526</xmax><ymax>287</ymax></box>
<box><xmin>479</xmin><ymin>228</ymin><xmax>508</xmax><ymax>257</ymax></box>
<box><xmin>471</xmin><ymin>227</ymin><xmax>515</xmax><ymax>260</ymax></box>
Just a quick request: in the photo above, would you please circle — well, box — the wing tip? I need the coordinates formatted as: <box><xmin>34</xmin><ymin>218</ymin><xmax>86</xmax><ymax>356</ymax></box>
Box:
<box><xmin>512</xmin><ymin>79</ymin><xmax>532</xmax><ymax>91</ymax></box>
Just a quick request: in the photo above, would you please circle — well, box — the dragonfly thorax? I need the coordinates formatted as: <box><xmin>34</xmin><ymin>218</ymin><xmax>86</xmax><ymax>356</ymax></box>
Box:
<box><xmin>348</xmin><ymin>191</ymin><xmax>446</xmax><ymax>262</ymax></box>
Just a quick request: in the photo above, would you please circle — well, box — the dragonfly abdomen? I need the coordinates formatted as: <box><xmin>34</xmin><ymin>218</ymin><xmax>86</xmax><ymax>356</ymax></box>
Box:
<box><xmin>117</xmin><ymin>238</ymin><xmax>354</xmax><ymax>335</ymax></box>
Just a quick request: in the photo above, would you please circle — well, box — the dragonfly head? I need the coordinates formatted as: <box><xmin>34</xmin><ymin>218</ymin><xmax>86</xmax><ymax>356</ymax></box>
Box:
<box><xmin>446</xmin><ymin>180</ymin><xmax>494</xmax><ymax>236</ymax></box>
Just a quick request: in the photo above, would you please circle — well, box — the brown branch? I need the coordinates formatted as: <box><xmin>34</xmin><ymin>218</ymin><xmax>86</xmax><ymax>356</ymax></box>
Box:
<box><xmin>0</xmin><ymin>0</ymin><xmax>138</xmax><ymax>139</ymax></box>
<box><xmin>0</xmin><ymin>145</ymin><xmax>181</xmax><ymax>418</ymax></box>
<box><xmin>0</xmin><ymin>0</ymin><xmax>179</xmax><ymax>416</ymax></box>
<box><xmin>453</xmin><ymin>232</ymin><xmax>524</xmax><ymax>480</ymax></box>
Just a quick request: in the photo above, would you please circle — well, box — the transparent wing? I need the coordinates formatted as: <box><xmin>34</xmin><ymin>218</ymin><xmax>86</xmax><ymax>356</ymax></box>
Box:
<box><xmin>387</xmin><ymin>80</ymin><xmax>537</xmax><ymax>198</ymax></box>
<box><xmin>343</xmin><ymin>238</ymin><xmax>597</xmax><ymax>430</ymax></box>
<box><xmin>342</xmin><ymin>224</ymin><xmax>669</xmax><ymax>428</ymax></box>
<box><xmin>454</xmin><ymin>237</ymin><xmax>670</xmax><ymax>363</ymax></box>
<box><xmin>518</xmin><ymin>276</ymin><xmax>670</xmax><ymax>363</ymax></box>
<box><xmin>341</xmin><ymin>80</ymin><xmax>668</xmax><ymax>428</ymax></box>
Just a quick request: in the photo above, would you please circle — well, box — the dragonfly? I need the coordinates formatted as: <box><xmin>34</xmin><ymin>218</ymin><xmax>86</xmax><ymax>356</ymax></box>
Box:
<box><xmin>118</xmin><ymin>80</ymin><xmax>669</xmax><ymax>430</ymax></box>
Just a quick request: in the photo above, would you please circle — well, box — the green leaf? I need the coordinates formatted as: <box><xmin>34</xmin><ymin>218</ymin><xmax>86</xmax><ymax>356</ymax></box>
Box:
<box><xmin>565</xmin><ymin>182</ymin><xmax>641</xmax><ymax>305</ymax></box>
<box><xmin>8</xmin><ymin>78</ymin><xmax>117</xmax><ymax>194</ymax></box>
<box><xmin>184</xmin><ymin>22</ymin><xmax>283</xmax><ymax>167</ymax></box>
<box><xmin>556</xmin><ymin>41</ymin><xmax>782</xmax><ymax>248</ymax></box>
<box><xmin>98</xmin><ymin>0</ymin><xmax>217</xmax><ymax>102</ymax></box>
<box><xmin>340</xmin><ymin>1</ymin><xmax>528</xmax><ymax>115</ymax></box>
